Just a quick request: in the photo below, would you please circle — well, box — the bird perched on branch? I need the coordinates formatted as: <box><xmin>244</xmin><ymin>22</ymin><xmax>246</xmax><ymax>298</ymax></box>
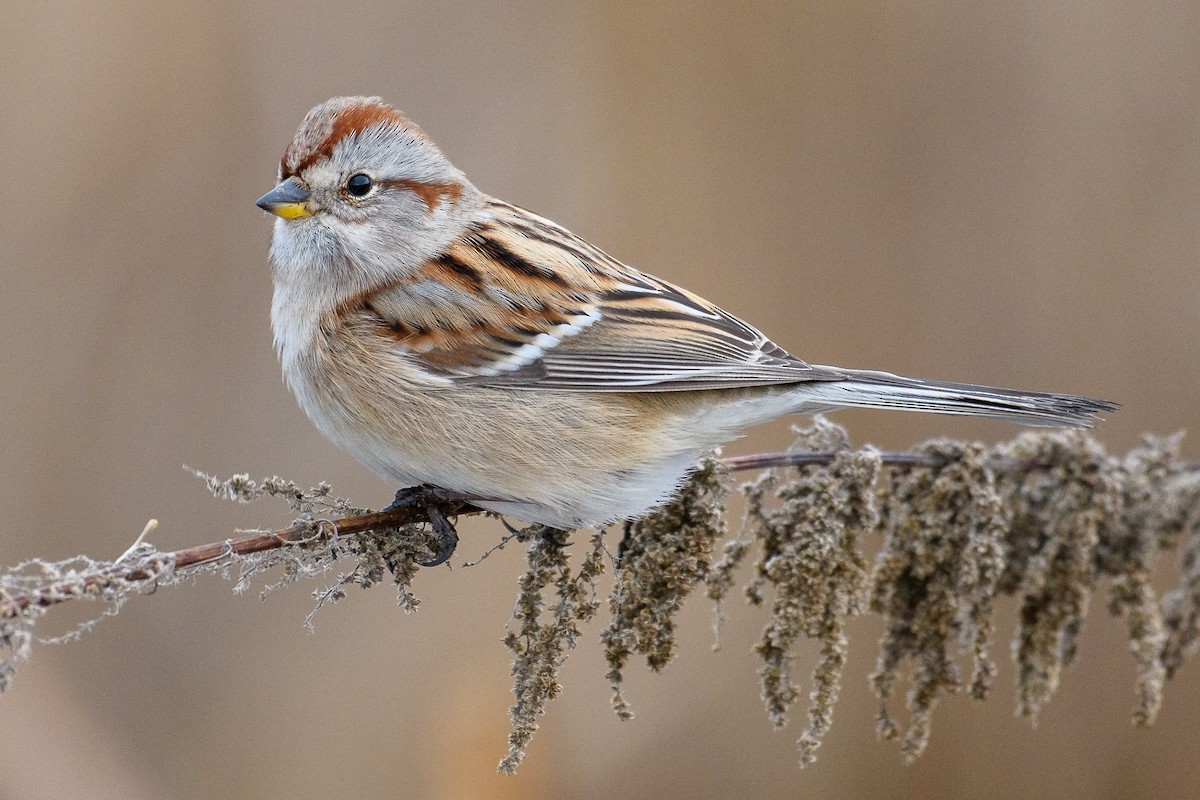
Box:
<box><xmin>257</xmin><ymin>96</ymin><xmax>1115</xmax><ymax>565</ymax></box>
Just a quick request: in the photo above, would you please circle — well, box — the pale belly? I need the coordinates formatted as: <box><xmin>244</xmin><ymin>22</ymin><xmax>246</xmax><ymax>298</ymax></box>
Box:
<box><xmin>286</xmin><ymin>346</ymin><xmax>799</xmax><ymax>528</ymax></box>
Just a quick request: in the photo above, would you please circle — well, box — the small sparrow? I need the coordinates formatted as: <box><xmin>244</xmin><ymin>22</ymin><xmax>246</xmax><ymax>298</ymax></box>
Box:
<box><xmin>257</xmin><ymin>96</ymin><xmax>1115</xmax><ymax>561</ymax></box>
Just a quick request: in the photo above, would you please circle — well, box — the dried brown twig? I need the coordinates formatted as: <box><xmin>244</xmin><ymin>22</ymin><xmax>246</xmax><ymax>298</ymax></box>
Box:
<box><xmin>0</xmin><ymin>449</ymin><xmax>969</xmax><ymax>622</ymax></box>
<box><xmin>0</xmin><ymin>502</ymin><xmax>480</xmax><ymax>619</ymax></box>
<box><xmin>2</xmin><ymin>424</ymin><xmax>1199</xmax><ymax>775</ymax></box>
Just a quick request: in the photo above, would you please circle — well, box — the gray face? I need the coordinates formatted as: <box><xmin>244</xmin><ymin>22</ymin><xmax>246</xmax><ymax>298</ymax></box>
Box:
<box><xmin>260</xmin><ymin>97</ymin><xmax>477</xmax><ymax>291</ymax></box>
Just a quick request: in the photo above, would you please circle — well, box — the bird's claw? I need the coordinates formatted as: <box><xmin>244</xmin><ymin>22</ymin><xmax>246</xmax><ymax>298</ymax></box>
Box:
<box><xmin>418</xmin><ymin>505</ymin><xmax>459</xmax><ymax>567</ymax></box>
<box><xmin>384</xmin><ymin>484</ymin><xmax>462</xmax><ymax>567</ymax></box>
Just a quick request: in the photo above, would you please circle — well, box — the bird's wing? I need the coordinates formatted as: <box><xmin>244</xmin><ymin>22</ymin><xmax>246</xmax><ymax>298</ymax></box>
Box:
<box><xmin>361</xmin><ymin>199</ymin><xmax>844</xmax><ymax>391</ymax></box>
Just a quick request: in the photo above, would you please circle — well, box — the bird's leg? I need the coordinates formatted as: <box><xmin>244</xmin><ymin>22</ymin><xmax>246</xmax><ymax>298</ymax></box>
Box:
<box><xmin>616</xmin><ymin>520</ymin><xmax>636</xmax><ymax>564</ymax></box>
<box><xmin>383</xmin><ymin>484</ymin><xmax>464</xmax><ymax>567</ymax></box>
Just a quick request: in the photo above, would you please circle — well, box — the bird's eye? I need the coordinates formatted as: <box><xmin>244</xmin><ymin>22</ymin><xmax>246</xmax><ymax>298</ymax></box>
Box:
<box><xmin>346</xmin><ymin>173</ymin><xmax>373</xmax><ymax>197</ymax></box>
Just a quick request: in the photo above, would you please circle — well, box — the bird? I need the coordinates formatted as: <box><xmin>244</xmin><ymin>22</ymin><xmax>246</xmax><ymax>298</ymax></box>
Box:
<box><xmin>256</xmin><ymin>96</ymin><xmax>1116</xmax><ymax>565</ymax></box>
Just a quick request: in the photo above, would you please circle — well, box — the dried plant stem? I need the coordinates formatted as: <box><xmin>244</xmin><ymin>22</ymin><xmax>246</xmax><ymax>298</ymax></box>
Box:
<box><xmin>3</xmin><ymin>431</ymin><xmax>1198</xmax><ymax>775</ymax></box>
<box><xmin>5</xmin><ymin>449</ymin><xmax>1195</xmax><ymax>623</ymax></box>
<box><xmin>722</xmin><ymin>451</ymin><xmax>1080</xmax><ymax>473</ymax></box>
<box><xmin>724</xmin><ymin>451</ymin><xmax>942</xmax><ymax>471</ymax></box>
<box><xmin>0</xmin><ymin>502</ymin><xmax>481</xmax><ymax>621</ymax></box>
<box><xmin>0</xmin><ymin>451</ymin><xmax>941</xmax><ymax>621</ymax></box>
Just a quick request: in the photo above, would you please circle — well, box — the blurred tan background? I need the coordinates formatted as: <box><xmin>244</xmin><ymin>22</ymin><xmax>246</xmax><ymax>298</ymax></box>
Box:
<box><xmin>2</xmin><ymin>2</ymin><xmax>1198</xmax><ymax>798</ymax></box>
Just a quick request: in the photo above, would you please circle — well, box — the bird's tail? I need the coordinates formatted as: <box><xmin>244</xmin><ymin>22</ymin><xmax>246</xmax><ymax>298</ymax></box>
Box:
<box><xmin>795</xmin><ymin>368</ymin><xmax>1118</xmax><ymax>429</ymax></box>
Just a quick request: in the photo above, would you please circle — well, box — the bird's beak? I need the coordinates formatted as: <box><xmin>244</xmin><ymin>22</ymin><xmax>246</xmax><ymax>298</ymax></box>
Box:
<box><xmin>256</xmin><ymin>177</ymin><xmax>313</xmax><ymax>219</ymax></box>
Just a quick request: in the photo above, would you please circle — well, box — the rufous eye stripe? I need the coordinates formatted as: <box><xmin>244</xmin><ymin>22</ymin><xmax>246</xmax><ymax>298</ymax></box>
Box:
<box><xmin>380</xmin><ymin>179</ymin><xmax>463</xmax><ymax>213</ymax></box>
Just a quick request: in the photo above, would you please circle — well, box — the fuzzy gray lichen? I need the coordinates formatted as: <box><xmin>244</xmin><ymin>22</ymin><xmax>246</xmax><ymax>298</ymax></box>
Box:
<box><xmin>0</xmin><ymin>550</ymin><xmax>175</xmax><ymax>694</ymax></box>
<box><xmin>192</xmin><ymin>472</ymin><xmax>430</xmax><ymax>618</ymax></box>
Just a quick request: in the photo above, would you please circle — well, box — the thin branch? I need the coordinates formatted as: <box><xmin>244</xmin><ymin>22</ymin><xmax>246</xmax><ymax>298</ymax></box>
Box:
<box><xmin>0</xmin><ymin>501</ymin><xmax>480</xmax><ymax>619</ymax></box>
<box><xmin>0</xmin><ymin>450</ymin><xmax>823</xmax><ymax>620</ymax></box>
<box><xmin>723</xmin><ymin>451</ymin><xmax>940</xmax><ymax>471</ymax></box>
<box><xmin>2</xmin><ymin>427</ymin><xmax>1198</xmax><ymax>773</ymax></box>
<box><xmin>2</xmin><ymin>447</ymin><xmax>1191</xmax><ymax>621</ymax></box>
<box><xmin>721</xmin><ymin>450</ymin><xmax>1084</xmax><ymax>473</ymax></box>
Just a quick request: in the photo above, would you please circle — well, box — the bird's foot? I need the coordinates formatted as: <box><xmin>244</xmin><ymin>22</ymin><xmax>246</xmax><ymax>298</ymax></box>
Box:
<box><xmin>384</xmin><ymin>484</ymin><xmax>464</xmax><ymax>567</ymax></box>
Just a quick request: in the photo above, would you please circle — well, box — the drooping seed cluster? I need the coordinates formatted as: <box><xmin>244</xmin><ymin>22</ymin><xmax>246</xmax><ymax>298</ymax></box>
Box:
<box><xmin>500</xmin><ymin>528</ymin><xmax>604</xmax><ymax>774</ymax></box>
<box><xmin>599</xmin><ymin>456</ymin><xmax>730</xmax><ymax>720</ymax></box>
<box><xmin>1</xmin><ymin>425</ymin><xmax>1198</xmax><ymax>774</ymax></box>
<box><xmin>600</xmin><ymin>422</ymin><xmax>1199</xmax><ymax>767</ymax></box>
